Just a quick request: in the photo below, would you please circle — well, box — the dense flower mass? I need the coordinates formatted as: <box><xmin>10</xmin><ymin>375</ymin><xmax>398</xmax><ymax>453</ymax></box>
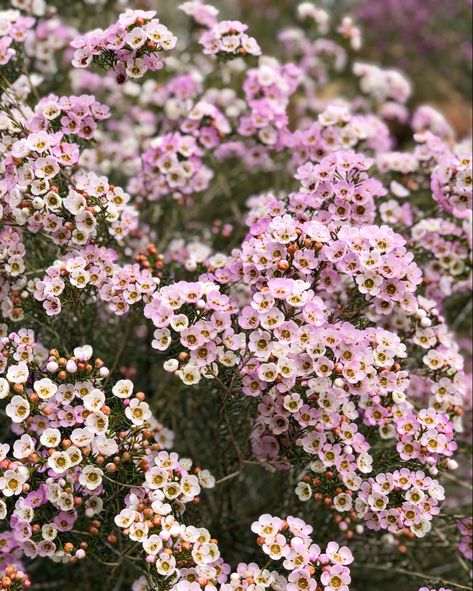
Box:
<box><xmin>0</xmin><ymin>1</ymin><xmax>471</xmax><ymax>590</ymax></box>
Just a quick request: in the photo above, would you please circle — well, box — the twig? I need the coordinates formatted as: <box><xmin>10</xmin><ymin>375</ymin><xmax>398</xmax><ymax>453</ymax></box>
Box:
<box><xmin>356</xmin><ymin>564</ymin><xmax>471</xmax><ymax>590</ymax></box>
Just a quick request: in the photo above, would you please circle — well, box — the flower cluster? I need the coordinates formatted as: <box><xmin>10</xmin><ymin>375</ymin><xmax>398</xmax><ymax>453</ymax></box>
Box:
<box><xmin>0</xmin><ymin>10</ymin><xmax>34</xmax><ymax>66</ymax></box>
<box><xmin>238</xmin><ymin>59</ymin><xmax>301</xmax><ymax>148</ymax></box>
<box><xmin>432</xmin><ymin>151</ymin><xmax>472</xmax><ymax>219</ymax></box>
<box><xmin>355</xmin><ymin>469</ymin><xmax>444</xmax><ymax>537</ymax></box>
<box><xmin>114</xmin><ymin>454</ymin><xmax>220</xmax><ymax>583</ymax></box>
<box><xmin>287</xmin><ymin>105</ymin><xmax>392</xmax><ymax>167</ymax></box>
<box><xmin>411</xmin><ymin>218</ymin><xmax>471</xmax><ymax>303</ymax></box>
<box><xmin>181</xmin><ymin>100</ymin><xmax>231</xmax><ymax>149</ymax></box>
<box><xmin>1</xmin><ymin>97</ymin><xmax>136</xmax><ymax>249</ymax></box>
<box><xmin>32</xmin><ymin>245</ymin><xmax>157</xmax><ymax>316</ymax></box>
<box><xmin>131</xmin><ymin>132</ymin><xmax>213</xmax><ymax>202</ymax></box>
<box><xmin>353</xmin><ymin>62</ymin><xmax>412</xmax><ymax>106</ymax></box>
<box><xmin>252</xmin><ymin>515</ymin><xmax>353</xmax><ymax>591</ymax></box>
<box><xmin>199</xmin><ymin>21</ymin><xmax>261</xmax><ymax>58</ymax></box>
<box><xmin>30</xmin><ymin>94</ymin><xmax>110</xmax><ymax>139</ymax></box>
<box><xmin>72</xmin><ymin>9</ymin><xmax>177</xmax><ymax>82</ymax></box>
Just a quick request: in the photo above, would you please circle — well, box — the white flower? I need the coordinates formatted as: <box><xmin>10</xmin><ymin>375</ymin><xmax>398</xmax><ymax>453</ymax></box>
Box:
<box><xmin>85</xmin><ymin>496</ymin><xmax>103</xmax><ymax>516</ymax></box>
<box><xmin>405</xmin><ymin>487</ymin><xmax>425</xmax><ymax>505</ymax></box>
<box><xmin>143</xmin><ymin>534</ymin><xmax>163</xmax><ymax>556</ymax></box>
<box><xmin>295</xmin><ymin>482</ymin><xmax>313</xmax><ymax>502</ymax></box>
<box><xmin>70</xmin><ymin>427</ymin><xmax>94</xmax><ymax>448</ymax></box>
<box><xmin>64</xmin><ymin>190</ymin><xmax>86</xmax><ymax>215</ymax></box>
<box><xmin>85</xmin><ymin>411</ymin><xmax>109</xmax><ymax>434</ymax></box>
<box><xmin>177</xmin><ymin>364</ymin><xmax>201</xmax><ymax>385</ymax></box>
<box><xmin>181</xmin><ymin>475</ymin><xmax>201</xmax><ymax>498</ymax></box>
<box><xmin>6</xmin><ymin>395</ymin><xmax>30</xmax><ymax>423</ymax></box>
<box><xmin>42</xmin><ymin>523</ymin><xmax>58</xmax><ymax>541</ymax></box>
<box><xmin>34</xmin><ymin>377</ymin><xmax>58</xmax><ymax>400</ymax></box>
<box><xmin>112</xmin><ymin>379</ymin><xmax>134</xmax><ymax>399</ymax></box>
<box><xmin>145</xmin><ymin>467</ymin><xmax>169</xmax><ymax>489</ymax></box>
<box><xmin>6</xmin><ymin>362</ymin><xmax>29</xmax><ymax>384</ymax></box>
<box><xmin>334</xmin><ymin>493</ymin><xmax>353</xmax><ymax>512</ymax></box>
<box><xmin>73</xmin><ymin>345</ymin><xmax>93</xmax><ymax>361</ymax></box>
<box><xmin>58</xmin><ymin>446</ymin><xmax>79</xmax><ymax>469</ymax></box>
<box><xmin>126</xmin><ymin>58</ymin><xmax>148</xmax><ymax>79</ymax></box>
<box><xmin>411</xmin><ymin>518</ymin><xmax>432</xmax><ymax>538</ymax></box>
<box><xmin>114</xmin><ymin>508</ymin><xmax>137</xmax><ymax>528</ymax></box>
<box><xmin>40</xmin><ymin>428</ymin><xmax>61</xmax><ymax>448</ymax></box>
<box><xmin>91</xmin><ymin>436</ymin><xmax>118</xmax><ymax>457</ymax></box>
<box><xmin>156</xmin><ymin>553</ymin><xmax>176</xmax><ymax>576</ymax></box>
<box><xmin>0</xmin><ymin>467</ymin><xmax>29</xmax><ymax>497</ymax></box>
<box><xmin>163</xmin><ymin>359</ymin><xmax>178</xmax><ymax>372</ymax></box>
<box><xmin>357</xmin><ymin>452</ymin><xmax>373</xmax><ymax>474</ymax></box>
<box><xmin>48</xmin><ymin>451</ymin><xmax>72</xmax><ymax>474</ymax></box>
<box><xmin>126</xmin><ymin>27</ymin><xmax>147</xmax><ymax>49</ymax></box>
<box><xmin>192</xmin><ymin>542</ymin><xmax>220</xmax><ymax>565</ymax></box>
<box><xmin>79</xmin><ymin>466</ymin><xmax>104</xmax><ymax>491</ymax></box>
<box><xmin>0</xmin><ymin>377</ymin><xmax>10</xmax><ymax>399</ymax></box>
<box><xmin>129</xmin><ymin>521</ymin><xmax>149</xmax><ymax>542</ymax></box>
<box><xmin>125</xmin><ymin>399</ymin><xmax>151</xmax><ymax>426</ymax></box>
<box><xmin>13</xmin><ymin>434</ymin><xmax>35</xmax><ymax>459</ymax></box>
<box><xmin>198</xmin><ymin>470</ymin><xmax>215</xmax><ymax>489</ymax></box>
<box><xmin>83</xmin><ymin>389</ymin><xmax>105</xmax><ymax>412</ymax></box>
<box><xmin>152</xmin><ymin>328</ymin><xmax>172</xmax><ymax>351</ymax></box>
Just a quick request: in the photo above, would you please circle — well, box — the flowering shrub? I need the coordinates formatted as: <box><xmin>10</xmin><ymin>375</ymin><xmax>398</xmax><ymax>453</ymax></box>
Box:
<box><xmin>0</xmin><ymin>1</ymin><xmax>471</xmax><ymax>590</ymax></box>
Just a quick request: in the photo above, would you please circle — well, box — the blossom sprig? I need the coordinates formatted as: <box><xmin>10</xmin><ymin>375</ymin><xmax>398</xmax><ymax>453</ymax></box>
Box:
<box><xmin>410</xmin><ymin>218</ymin><xmax>471</xmax><ymax>304</ymax></box>
<box><xmin>130</xmin><ymin>132</ymin><xmax>213</xmax><ymax>202</ymax></box>
<box><xmin>142</xmin><ymin>149</ymin><xmax>466</xmax><ymax>539</ymax></box>
<box><xmin>199</xmin><ymin>20</ymin><xmax>261</xmax><ymax>58</ymax></box>
<box><xmin>29</xmin><ymin>94</ymin><xmax>110</xmax><ymax>139</ymax></box>
<box><xmin>0</xmin><ymin>9</ymin><xmax>35</xmax><ymax>67</ymax></box>
<box><xmin>238</xmin><ymin>58</ymin><xmax>302</xmax><ymax>149</ymax></box>
<box><xmin>71</xmin><ymin>9</ymin><xmax>177</xmax><ymax>83</ymax></box>
<box><xmin>354</xmin><ymin>469</ymin><xmax>445</xmax><ymax>538</ymax></box>
<box><xmin>353</xmin><ymin>62</ymin><xmax>412</xmax><ymax>106</ymax></box>
<box><xmin>282</xmin><ymin>106</ymin><xmax>392</xmax><ymax>174</ymax></box>
<box><xmin>252</xmin><ymin>514</ymin><xmax>353</xmax><ymax>591</ymax></box>
<box><xmin>432</xmin><ymin>151</ymin><xmax>472</xmax><ymax>219</ymax></box>
<box><xmin>114</xmin><ymin>458</ymin><xmax>220</xmax><ymax>585</ymax></box>
<box><xmin>31</xmin><ymin>244</ymin><xmax>158</xmax><ymax>317</ymax></box>
<box><xmin>0</xmin><ymin>97</ymin><xmax>138</xmax><ymax>250</ymax></box>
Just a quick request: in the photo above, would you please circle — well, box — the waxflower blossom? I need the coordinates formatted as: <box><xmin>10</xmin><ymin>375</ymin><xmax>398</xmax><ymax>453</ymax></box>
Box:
<box><xmin>0</xmin><ymin>10</ymin><xmax>34</xmax><ymax>66</ymax></box>
<box><xmin>71</xmin><ymin>10</ymin><xmax>177</xmax><ymax>83</ymax></box>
